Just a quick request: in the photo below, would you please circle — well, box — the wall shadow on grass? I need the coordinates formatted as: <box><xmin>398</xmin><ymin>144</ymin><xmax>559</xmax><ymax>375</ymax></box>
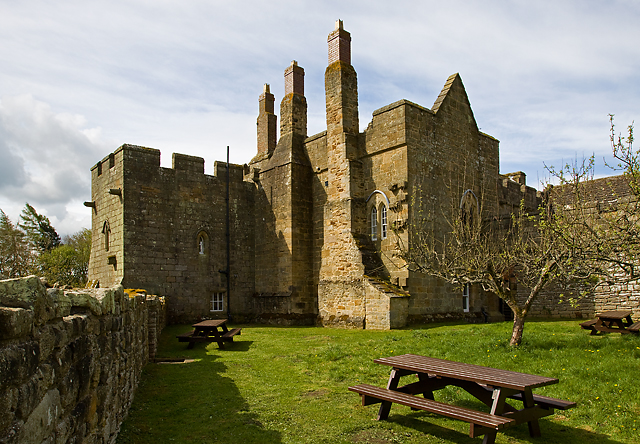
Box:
<box><xmin>387</xmin><ymin>411</ymin><xmax>626</xmax><ymax>444</ymax></box>
<box><xmin>116</xmin><ymin>354</ymin><xmax>282</xmax><ymax>444</ymax></box>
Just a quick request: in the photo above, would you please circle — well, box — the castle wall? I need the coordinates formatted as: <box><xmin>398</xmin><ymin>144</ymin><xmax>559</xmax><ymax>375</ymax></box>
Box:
<box><xmin>305</xmin><ymin>131</ymin><xmax>328</xmax><ymax>310</ymax></box>
<box><xmin>88</xmin><ymin>149</ymin><xmax>126</xmax><ymax>288</ymax></box>
<box><xmin>248</xmin><ymin>61</ymin><xmax>316</xmax><ymax>324</ymax></box>
<box><xmin>88</xmin><ymin>144</ymin><xmax>255</xmax><ymax>324</ymax></box>
<box><xmin>0</xmin><ymin>276</ymin><xmax>165</xmax><ymax>444</ymax></box>
<box><xmin>402</xmin><ymin>75</ymin><xmax>503</xmax><ymax>322</ymax></box>
<box><xmin>361</xmin><ymin>100</ymin><xmax>411</xmax><ymax>286</ymax></box>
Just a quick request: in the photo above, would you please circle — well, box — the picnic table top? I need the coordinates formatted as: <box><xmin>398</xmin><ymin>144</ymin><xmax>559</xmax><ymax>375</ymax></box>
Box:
<box><xmin>373</xmin><ymin>354</ymin><xmax>558</xmax><ymax>391</ymax></box>
<box><xmin>598</xmin><ymin>310</ymin><xmax>632</xmax><ymax>320</ymax></box>
<box><xmin>193</xmin><ymin>319</ymin><xmax>227</xmax><ymax>328</ymax></box>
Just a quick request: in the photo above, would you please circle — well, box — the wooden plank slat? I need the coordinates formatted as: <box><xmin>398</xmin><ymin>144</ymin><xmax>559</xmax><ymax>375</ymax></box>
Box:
<box><xmin>348</xmin><ymin>384</ymin><xmax>514</xmax><ymax>430</ymax></box>
<box><xmin>373</xmin><ymin>355</ymin><xmax>557</xmax><ymax>391</ymax></box>
<box><xmin>509</xmin><ymin>393</ymin><xmax>576</xmax><ymax>410</ymax></box>
<box><xmin>627</xmin><ymin>322</ymin><xmax>640</xmax><ymax>333</ymax></box>
<box><xmin>221</xmin><ymin>328</ymin><xmax>241</xmax><ymax>339</ymax></box>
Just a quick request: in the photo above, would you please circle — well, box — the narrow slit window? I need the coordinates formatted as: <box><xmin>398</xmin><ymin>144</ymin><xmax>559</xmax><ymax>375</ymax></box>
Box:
<box><xmin>102</xmin><ymin>221</ymin><xmax>110</xmax><ymax>252</ymax></box>
<box><xmin>196</xmin><ymin>231</ymin><xmax>208</xmax><ymax>256</ymax></box>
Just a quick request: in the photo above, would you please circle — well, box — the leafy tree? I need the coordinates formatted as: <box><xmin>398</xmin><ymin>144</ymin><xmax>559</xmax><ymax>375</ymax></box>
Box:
<box><xmin>37</xmin><ymin>228</ymin><xmax>91</xmax><ymax>287</ymax></box>
<box><xmin>18</xmin><ymin>203</ymin><xmax>61</xmax><ymax>253</ymax></box>
<box><xmin>0</xmin><ymin>209</ymin><xmax>36</xmax><ymax>278</ymax></box>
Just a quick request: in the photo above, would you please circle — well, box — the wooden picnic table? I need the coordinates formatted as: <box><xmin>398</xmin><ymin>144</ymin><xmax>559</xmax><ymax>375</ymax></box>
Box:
<box><xmin>580</xmin><ymin>310</ymin><xmax>640</xmax><ymax>335</ymax></box>
<box><xmin>176</xmin><ymin>319</ymin><xmax>241</xmax><ymax>349</ymax></box>
<box><xmin>349</xmin><ymin>354</ymin><xmax>575</xmax><ymax>444</ymax></box>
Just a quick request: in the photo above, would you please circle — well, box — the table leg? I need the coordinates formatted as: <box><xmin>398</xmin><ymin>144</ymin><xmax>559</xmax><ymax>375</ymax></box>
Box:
<box><xmin>522</xmin><ymin>389</ymin><xmax>541</xmax><ymax>437</ymax></box>
<box><xmin>377</xmin><ymin>369</ymin><xmax>402</xmax><ymax>420</ymax></box>
<box><xmin>479</xmin><ymin>387</ymin><xmax>508</xmax><ymax>444</ymax></box>
<box><xmin>417</xmin><ymin>373</ymin><xmax>435</xmax><ymax>400</ymax></box>
<box><xmin>213</xmin><ymin>328</ymin><xmax>225</xmax><ymax>349</ymax></box>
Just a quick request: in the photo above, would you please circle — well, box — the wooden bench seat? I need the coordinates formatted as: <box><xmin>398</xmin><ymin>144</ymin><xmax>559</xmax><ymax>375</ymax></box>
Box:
<box><xmin>221</xmin><ymin>328</ymin><xmax>242</xmax><ymax>340</ymax></box>
<box><xmin>509</xmin><ymin>393</ymin><xmax>576</xmax><ymax>410</ymax></box>
<box><xmin>627</xmin><ymin>321</ymin><xmax>640</xmax><ymax>333</ymax></box>
<box><xmin>580</xmin><ymin>319</ymin><xmax>598</xmax><ymax>330</ymax></box>
<box><xmin>348</xmin><ymin>384</ymin><xmax>514</xmax><ymax>435</ymax></box>
<box><xmin>176</xmin><ymin>330</ymin><xmax>196</xmax><ymax>340</ymax></box>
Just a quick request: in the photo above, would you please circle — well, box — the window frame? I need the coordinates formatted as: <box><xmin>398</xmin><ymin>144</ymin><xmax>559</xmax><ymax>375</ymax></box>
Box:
<box><xmin>211</xmin><ymin>292</ymin><xmax>224</xmax><ymax>312</ymax></box>
<box><xmin>462</xmin><ymin>284</ymin><xmax>470</xmax><ymax>312</ymax></box>
<box><xmin>380</xmin><ymin>204</ymin><xmax>388</xmax><ymax>239</ymax></box>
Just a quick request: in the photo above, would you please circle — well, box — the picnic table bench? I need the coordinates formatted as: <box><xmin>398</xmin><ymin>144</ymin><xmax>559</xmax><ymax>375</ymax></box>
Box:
<box><xmin>177</xmin><ymin>319</ymin><xmax>241</xmax><ymax>349</ymax></box>
<box><xmin>580</xmin><ymin>310</ymin><xmax>639</xmax><ymax>335</ymax></box>
<box><xmin>349</xmin><ymin>354</ymin><xmax>575</xmax><ymax>444</ymax></box>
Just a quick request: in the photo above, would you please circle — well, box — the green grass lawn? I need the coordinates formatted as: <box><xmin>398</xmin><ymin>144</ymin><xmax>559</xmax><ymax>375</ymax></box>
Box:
<box><xmin>116</xmin><ymin>320</ymin><xmax>640</xmax><ymax>444</ymax></box>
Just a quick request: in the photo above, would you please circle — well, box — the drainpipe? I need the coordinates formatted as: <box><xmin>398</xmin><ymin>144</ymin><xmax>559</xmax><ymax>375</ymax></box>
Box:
<box><xmin>226</xmin><ymin>146</ymin><xmax>231</xmax><ymax>321</ymax></box>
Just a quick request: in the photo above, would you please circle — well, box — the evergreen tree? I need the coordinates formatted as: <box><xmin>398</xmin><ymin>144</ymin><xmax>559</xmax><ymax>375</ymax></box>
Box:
<box><xmin>0</xmin><ymin>209</ymin><xmax>35</xmax><ymax>278</ymax></box>
<box><xmin>18</xmin><ymin>203</ymin><xmax>61</xmax><ymax>253</ymax></box>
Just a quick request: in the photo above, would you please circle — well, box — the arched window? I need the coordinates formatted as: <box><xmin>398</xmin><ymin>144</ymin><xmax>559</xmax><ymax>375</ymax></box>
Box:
<box><xmin>196</xmin><ymin>230</ymin><xmax>209</xmax><ymax>256</ymax></box>
<box><xmin>460</xmin><ymin>190</ymin><xmax>479</xmax><ymax>227</ymax></box>
<box><xmin>380</xmin><ymin>204</ymin><xmax>388</xmax><ymax>239</ymax></box>
<box><xmin>371</xmin><ymin>206</ymin><xmax>378</xmax><ymax>241</ymax></box>
<box><xmin>198</xmin><ymin>235</ymin><xmax>205</xmax><ymax>255</ymax></box>
<box><xmin>102</xmin><ymin>221</ymin><xmax>110</xmax><ymax>252</ymax></box>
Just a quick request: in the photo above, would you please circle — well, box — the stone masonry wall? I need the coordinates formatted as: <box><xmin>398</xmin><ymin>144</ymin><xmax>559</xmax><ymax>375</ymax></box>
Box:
<box><xmin>89</xmin><ymin>144</ymin><xmax>256</xmax><ymax>324</ymax></box>
<box><xmin>518</xmin><ymin>278</ymin><xmax>640</xmax><ymax>320</ymax></box>
<box><xmin>0</xmin><ymin>276</ymin><xmax>165</xmax><ymax>444</ymax></box>
<box><xmin>403</xmin><ymin>74</ymin><xmax>502</xmax><ymax>322</ymax></box>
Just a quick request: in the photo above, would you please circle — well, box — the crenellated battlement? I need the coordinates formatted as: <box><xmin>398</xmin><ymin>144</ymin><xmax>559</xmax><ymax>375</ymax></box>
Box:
<box><xmin>499</xmin><ymin>171</ymin><xmax>542</xmax><ymax>213</ymax></box>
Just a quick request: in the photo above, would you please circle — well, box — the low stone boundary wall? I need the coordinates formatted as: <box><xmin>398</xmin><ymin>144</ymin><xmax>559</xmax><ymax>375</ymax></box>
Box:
<box><xmin>0</xmin><ymin>276</ymin><xmax>165</xmax><ymax>444</ymax></box>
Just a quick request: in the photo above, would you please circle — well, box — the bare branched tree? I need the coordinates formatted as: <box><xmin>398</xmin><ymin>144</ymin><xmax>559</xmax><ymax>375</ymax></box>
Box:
<box><xmin>398</xmin><ymin>161</ymin><xmax>608</xmax><ymax>346</ymax></box>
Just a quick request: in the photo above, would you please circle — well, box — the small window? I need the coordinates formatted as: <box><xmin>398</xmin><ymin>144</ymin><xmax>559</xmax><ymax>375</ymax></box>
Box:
<box><xmin>109</xmin><ymin>153</ymin><xmax>115</xmax><ymax>168</ymax></box>
<box><xmin>380</xmin><ymin>205</ymin><xmax>388</xmax><ymax>239</ymax></box>
<box><xmin>371</xmin><ymin>206</ymin><xmax>378</xmax><ymax>241</ymax></box>
<box><xmin>462</xmin><ymin>284</ymin><xmax>470</xmax><ymax>312</ymax></box>
<box><xmin>211</xmin><ymin>292</ymin><xmax>224</xmax><ymax>312</ymax></box>
<box><xmin>196</xmin><ymin>231</ymin><xmax>209</xmax><ymax>256</ymax></box>
<box><xmin>102</xmin><ymin>221</ymin><xmax>111</xmax><ymax>252</ymax></box>
<box><xmin>198</xmin><ymin>236</ymin><xmax>205</xmax><ymax>255</ymax></box>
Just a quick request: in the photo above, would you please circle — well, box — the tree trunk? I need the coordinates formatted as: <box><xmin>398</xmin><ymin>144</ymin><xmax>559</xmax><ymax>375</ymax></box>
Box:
<box><xmin>510</xmin><ymin>313</ymin><xmax>526</xmax><ymax>346</ymax></box>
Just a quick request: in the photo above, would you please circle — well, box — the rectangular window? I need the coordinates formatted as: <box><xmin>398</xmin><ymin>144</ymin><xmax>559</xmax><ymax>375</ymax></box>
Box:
<box><xmin>381</xmin><ymin>205</ymin><xmax>388</xmax><ymax>239</ymax></box>
<box><xmin>211</xmin><ymin>292</ymin><xmax>224</xmax><ymax>312</ymax></box>
<box><xmin>462</xmin><ymin>284</ymin><xmax>470</xmax><ymax>312</ymax></box>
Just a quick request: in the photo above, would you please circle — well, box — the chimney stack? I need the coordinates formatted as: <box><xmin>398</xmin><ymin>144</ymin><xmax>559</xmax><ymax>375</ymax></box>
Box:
<box><xmin>256</xmin><ymin>83</ymin><xmax>277</xmax><ymax>156</ymax></box>
<box><xmin>327</xmin><ymin>19</ymin><xmax>351</xmax><ymax>65</ymax></box>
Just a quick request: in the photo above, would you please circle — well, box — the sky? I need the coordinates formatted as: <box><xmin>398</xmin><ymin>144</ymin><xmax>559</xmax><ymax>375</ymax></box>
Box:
<box><xmin>1</xmin><ymin>0</ymin><xmax>639</xmax><ymax>236</ymax></box>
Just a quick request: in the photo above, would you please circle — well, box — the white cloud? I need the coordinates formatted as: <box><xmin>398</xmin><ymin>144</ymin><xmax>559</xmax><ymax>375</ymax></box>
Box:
<box><xmin>0</xmin><ymin>94</ymin><xmax>108</xmax><ymax>234</ymax></box>
<box><xmin>0</xmin><ymin>0</ymin><xmax>639</xmax><ymax>233</ymax></box>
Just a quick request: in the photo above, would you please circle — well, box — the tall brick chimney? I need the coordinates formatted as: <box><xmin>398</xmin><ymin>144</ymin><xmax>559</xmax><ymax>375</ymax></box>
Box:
<box><xmin>280</xmin><ymin>61</ymin><xmax>307</xmax><ymax>137</ymax></box>
<box><xmin>325</xmin><ymin>20</ymin><xmax>358</xmax><ymax>137</ymax></box>
<box><xmin>328</xmin><ymin>19</ymin><xmax>351</xmax><ymax>65</ymax></box>
<box><xmin>256</xmin><ymin>83</ymin><xmax>277</xmax><ymax>156</ymax></box>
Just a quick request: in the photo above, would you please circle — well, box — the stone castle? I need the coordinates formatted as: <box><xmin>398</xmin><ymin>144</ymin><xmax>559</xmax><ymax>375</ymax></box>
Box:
<box><xmin>87</xmin><ymin>21</ymin><xmax>543</xmax><ymax>328</ymax></box>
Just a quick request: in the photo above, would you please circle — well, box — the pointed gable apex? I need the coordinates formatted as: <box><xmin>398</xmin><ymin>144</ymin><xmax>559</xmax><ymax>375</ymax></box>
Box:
<box><xmin>431</xmin><ymin>73</ymin><xmax>477</xmax><ymax>128</ymax></box>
